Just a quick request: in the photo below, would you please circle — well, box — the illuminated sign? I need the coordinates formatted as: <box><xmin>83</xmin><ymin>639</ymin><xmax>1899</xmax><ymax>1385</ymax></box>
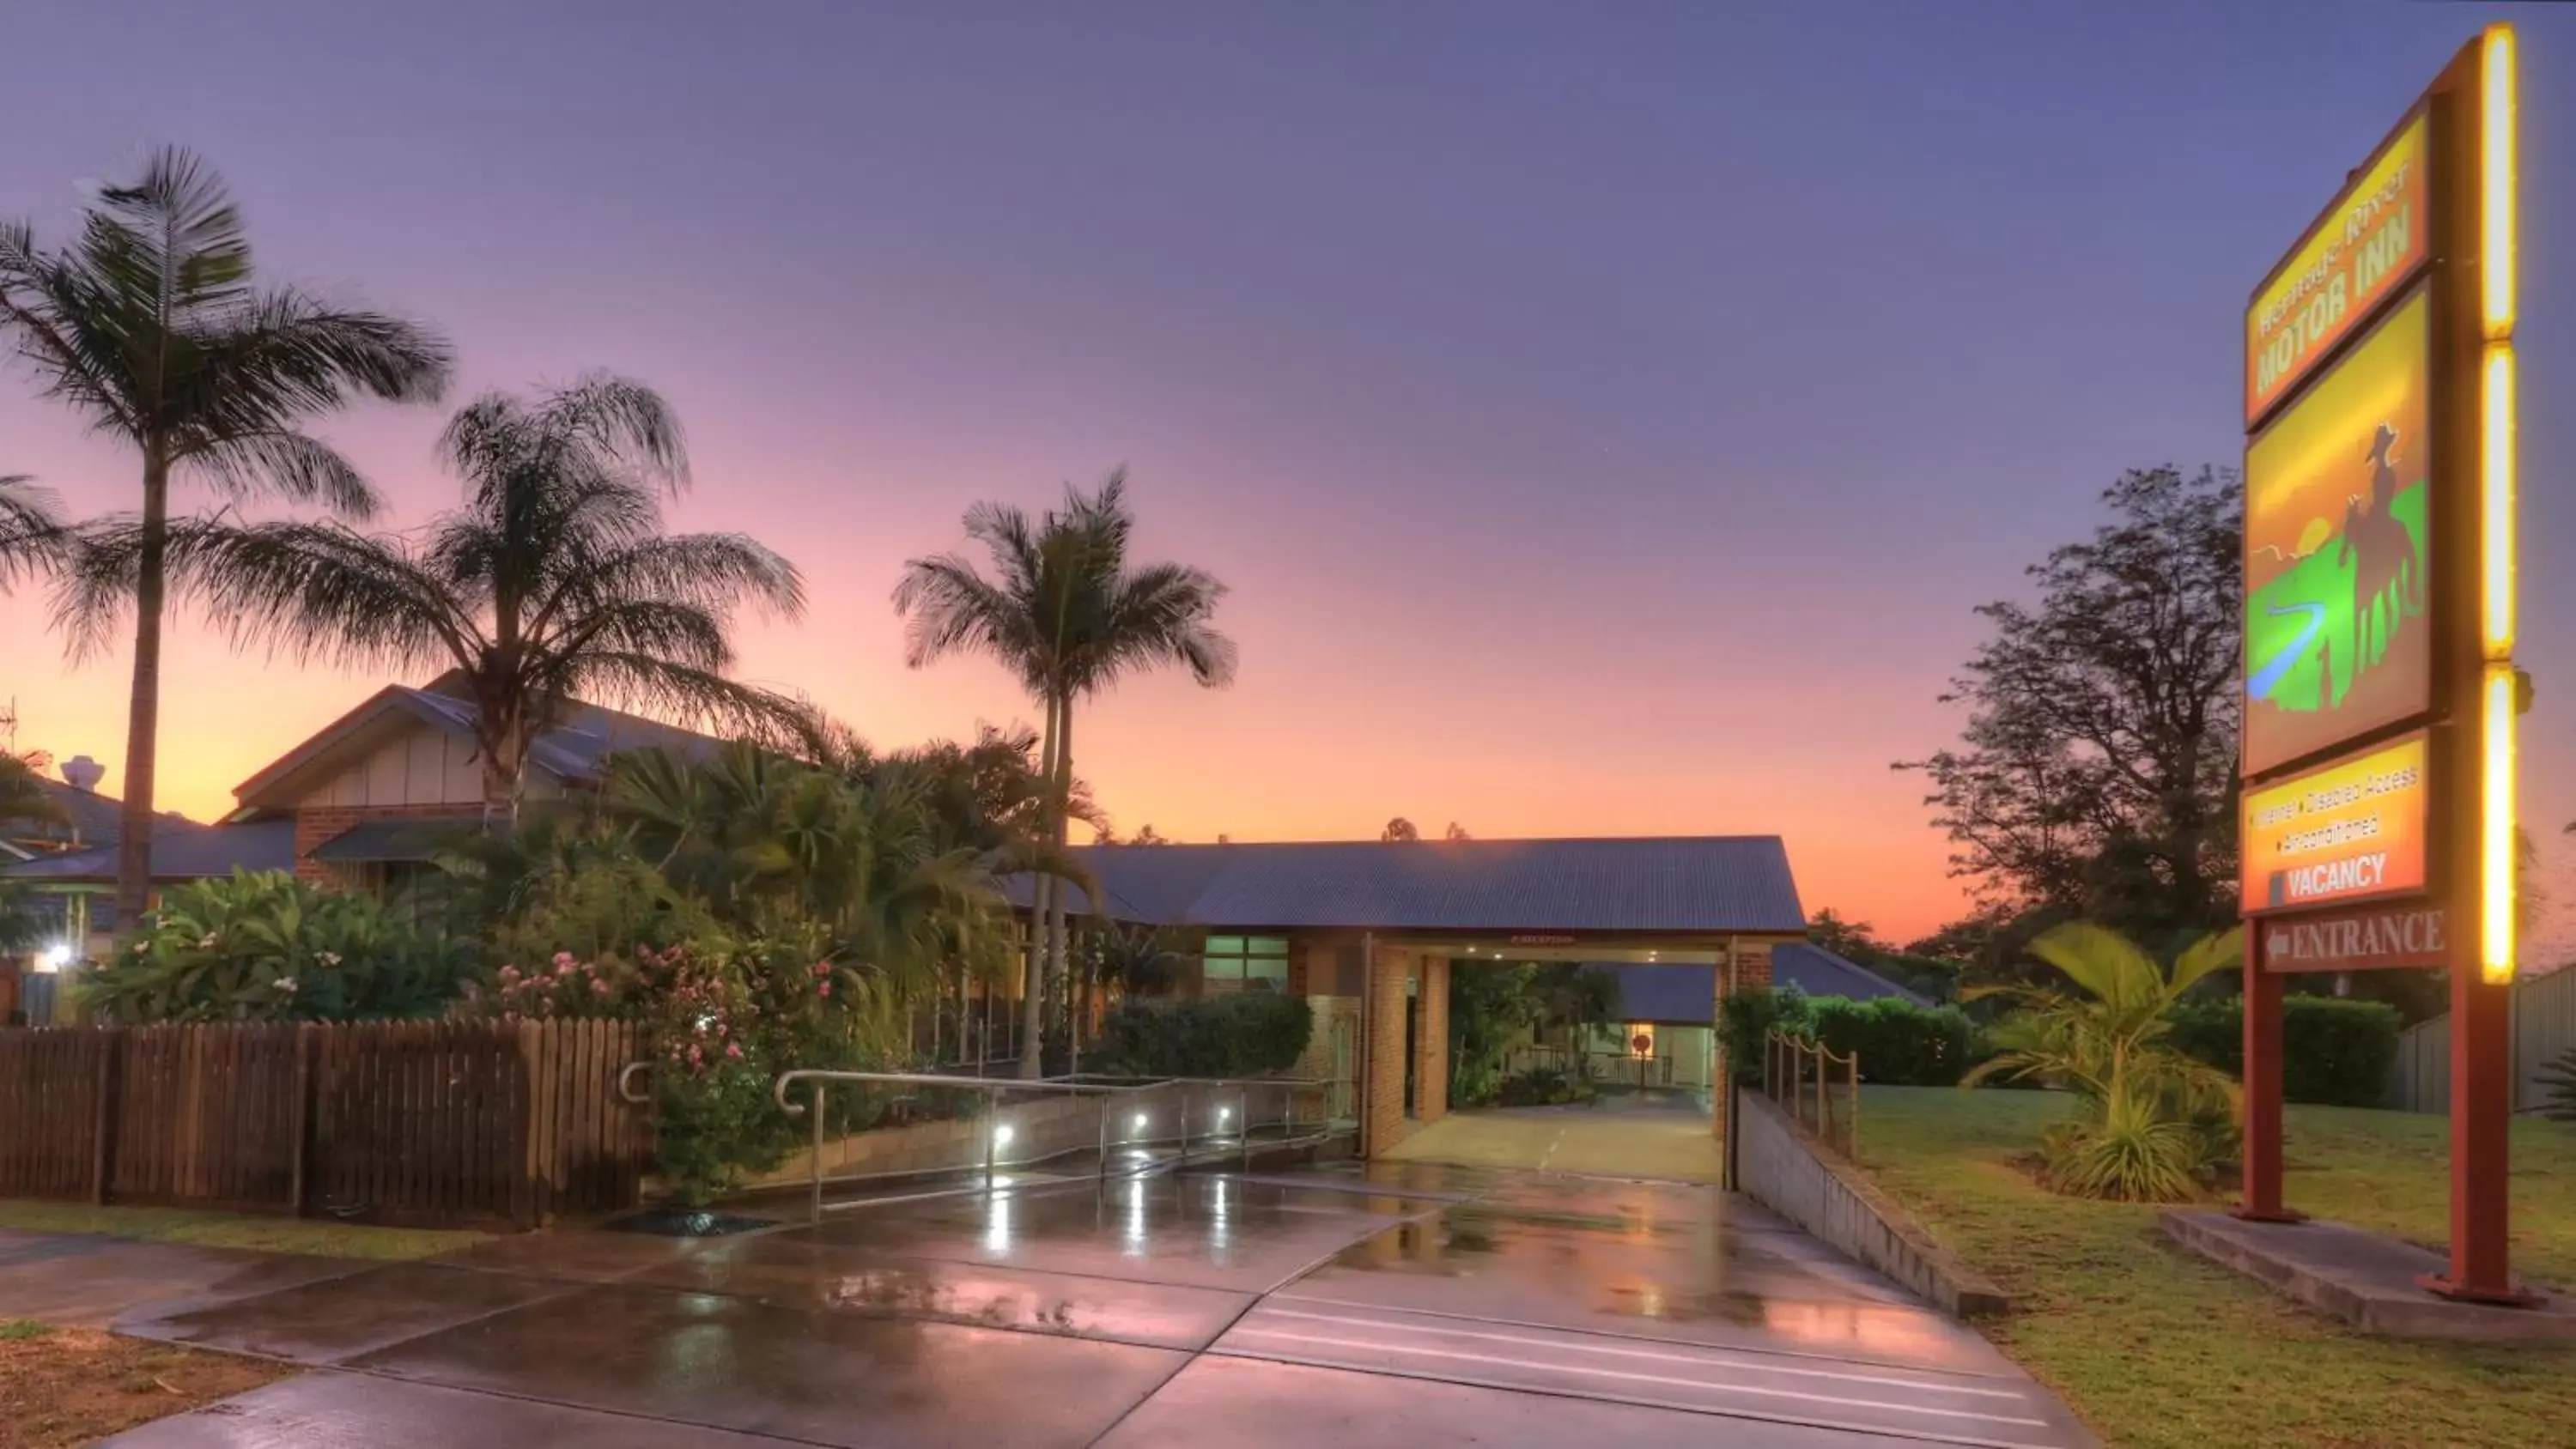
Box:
<box><xmin>2261</xmin><ymin>902</ymin><xmax>2449</xmax><ymax>973</ymax></box>
<box><xmin>2245</xmin><ymin>114</ymin><xmax>2428</xmax><ymax>425</ymax></box>
<box><xmin>2242</xmin><ymin>287</ymin><xmax>2433</xmax><ymax>777</ymax></box>
<box><xmin>2240</xmin><ymin>733</ymin><xmax>2429</xmax><ymax>915</ymax></box>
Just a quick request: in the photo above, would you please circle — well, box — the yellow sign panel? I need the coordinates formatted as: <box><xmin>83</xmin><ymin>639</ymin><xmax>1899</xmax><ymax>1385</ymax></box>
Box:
<box><xmin>2246</xmin><ymin>114</ymin><xmax>2429</xmax><ymax>425</ymax></box>
<box><xmin>2240</xmin><ymin>733</ymin><xmax>2429</xmax><ymax>916</ymax></box>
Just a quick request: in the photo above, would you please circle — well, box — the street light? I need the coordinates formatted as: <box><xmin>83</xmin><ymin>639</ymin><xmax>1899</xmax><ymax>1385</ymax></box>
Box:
<box><xmin>37</xmin><ymin>944</ymin><xmax>70</xmax><ymax>973</ymax></box>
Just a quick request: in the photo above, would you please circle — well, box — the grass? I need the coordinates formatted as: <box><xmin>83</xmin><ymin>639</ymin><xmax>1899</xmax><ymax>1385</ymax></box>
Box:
<box><xmin>0</xmin><ymin>1199</ymin><xmax>489</xmax><ymax>1260</ymax></box>
<box><xmin>0</xmin><ymin>1322</ymin><xmax>287</xmax><ymax>1449</ymax></box>
<box><xmin>1858</xmin><ymin>1086</ymin><xmax>2576</xmax><ymax>1449</ymax></box>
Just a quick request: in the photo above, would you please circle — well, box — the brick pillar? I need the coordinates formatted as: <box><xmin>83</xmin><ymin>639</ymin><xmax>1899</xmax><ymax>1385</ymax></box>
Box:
<box><xmin>1364</xmin><ymin>945</ymin><xmax>1415</xmax><ymax>1156</ymax></box>
<box><xmin>1415</xmin><ymin>955</ymin><xmax>1449</xmax><ymax>1123</ymax></box>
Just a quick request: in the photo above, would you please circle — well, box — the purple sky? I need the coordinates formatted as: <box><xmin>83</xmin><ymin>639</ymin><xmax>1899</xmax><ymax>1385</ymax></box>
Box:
<box><xmin>4</xmin><ymin>2</ymin><xmax>2573</xmax><ymax>947</ymax></box>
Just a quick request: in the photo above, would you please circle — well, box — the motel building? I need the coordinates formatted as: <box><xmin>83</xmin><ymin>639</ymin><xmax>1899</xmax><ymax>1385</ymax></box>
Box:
<box><xmin>0</xmin><ymin>676</ymin><xmax>1921</xmax><ymax>1161</ymax></box>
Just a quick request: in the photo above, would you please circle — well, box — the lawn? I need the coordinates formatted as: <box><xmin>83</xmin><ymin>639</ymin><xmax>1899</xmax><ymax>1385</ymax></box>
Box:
<box><xmin>1856</xmin><ymin>1087</ymin><xmax>2576</xmax><ymax>1449</ymax></box>
<box><xmin>0</xmin><ymin>1199</ymin><xmax>488</xmax><ymax>1260</ymax></box>
<box><xmin>0</xmin><ymin>1319</ymin><xmax>286</xmax><ymax>1449</ymax></box>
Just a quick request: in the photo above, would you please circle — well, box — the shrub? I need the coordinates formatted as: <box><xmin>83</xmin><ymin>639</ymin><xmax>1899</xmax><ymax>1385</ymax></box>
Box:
<box><xmin>78</xmin><ymin>870</ymin><xmax>469</xmax><ymax>1024</ymax></box>
<box><xmin>1808</xmin><ymin>997</ymin><xmax>1978</xmax><ymax>1086</ymax></box>
<box><xmin>1497</xmin><ymin>1064</ymin><xmax>1586</xmax><ymax>1106</ymax></box>
<box><xmin>2539</xmin><ymin>1048</ymin><xmax>2576</xmax><ymax>1123</ymax></box>
<box><xmin>2165</xmin><ymin>995</ymin><xmax>2402</xmax><ymax>1108</ymax></box>
<box><xmin>1091</xmin><ymin>993</ymin><xmax>1315</xmax><ymax>1079</ymax></box>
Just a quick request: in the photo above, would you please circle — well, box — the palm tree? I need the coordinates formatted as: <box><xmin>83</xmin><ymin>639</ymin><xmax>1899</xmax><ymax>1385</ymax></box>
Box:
<box><xmin>1964</xmin><ymin>922</ymin><xmax>2243</xmax><ymax>1201</ymax></box>
<box><xmin>0</xmin><ymin>476</ymin><xmax>67</xmax><ymax>590</ymax></box>
<box><xmin>0</xmin><ymin>148</ymin><xmax>453</xmax><ymax>918</ymax></box>
<box><xmin>71</xmin><ymin>376</ymin><xmax>803</xmax><ymax>822</ymax></box>
<box><xmin>895</xmin><ymin>470</ymin><xmax>1234</xmax><ymax>1076</ymax></box>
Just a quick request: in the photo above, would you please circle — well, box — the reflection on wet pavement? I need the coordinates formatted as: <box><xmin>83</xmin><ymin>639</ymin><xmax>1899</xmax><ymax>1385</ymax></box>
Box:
<box><xmin>94</xmin><ymin>1154</ymin><xmax>2091</xmax><ymax>1448</ymax></box>
<box><xmin>349</xmin><ymin>1281</ymin><xmax>1191</xmax><ymax>1449</ymax></box>
<box><xmin>627</xmin><ymin>1232</ymin><xmax>1254</xmax><ymax>1349</ymax></box>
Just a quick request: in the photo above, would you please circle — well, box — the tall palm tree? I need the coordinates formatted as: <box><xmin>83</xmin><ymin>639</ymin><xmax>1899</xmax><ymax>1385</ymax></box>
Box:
<box><xmin>0</xmin><ymin>476</ymin><xmax>67</xmax><ymax>590</ymax></box>
<box><xmin>895</xmin><ymin>470</ymin><xmax>1234</xmax><ymax>1075</ymax></box>
<box><xmin>0</xmin><ymin>148</ymin><xmax>453</xmax><ymax>918</ymax></box>
<box><xmin>70</xmin><ymin>376</ymin><xmax>804</xmax><ymax>821</ymax></box>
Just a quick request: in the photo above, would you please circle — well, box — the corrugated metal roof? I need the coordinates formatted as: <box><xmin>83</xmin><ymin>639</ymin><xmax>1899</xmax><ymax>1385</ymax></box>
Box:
<box><xmin>1059</xmin><ymin>837</ymin><xmax>1805</xmax><ymax>933</ymax></box>
<box><xmin>1593</xmin><ymin>946</ymin><xmax>1926</xmax><ymax>1024</ymax></box>
<box><xmin>1771</xmin><ymin>943</ymin><xmax>1929</xmax><ymax>1005</ymax></box>
<box><xmin>307</xmin><ymin>815</ymin><xmax>480</xmax><ymax>863</ymax></box>
<box><xmin>0</xmin><ymin>821</ymin><xmax>294</xmax><ymax>884</ymax></box>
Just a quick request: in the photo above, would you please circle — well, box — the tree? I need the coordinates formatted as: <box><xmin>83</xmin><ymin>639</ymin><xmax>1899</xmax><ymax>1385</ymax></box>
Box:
<box><xmin>0</xmin><ymin>476</ymin><xmax>66</xmax><ymax>591</ymax></box>
<box><xmin>72</xmin><ymin>377</ymin><xmax>802</xmax><ymax>821</ymax></box>
<box><xmin>895</xmin><ymin>470</ymin><xmax>1233</xmax><ymax>1077</ymax></box>
<box><xmin>1807</xmin><ymin>907</ymin><xmax>1882</xmax><ymax>959</ymax></box>
<box><xmin>1382</xmin><ymin>816</ymin><xmax>1419</xmax><ymax>842</ymax></box>
<box><xmin>1443</xmin><ymin>822</ymin><xmax>1470</xmax><ymax>842</ymax></box>
<box><xmin>1897</xmin><ymin>467</ymin><xmax>2242</xmax><ymax>947</ymax></box>
<box><xmin>2</xmin><ymin>148</ymin><xmax>453</xmax><ymax>919</ymax></box>
<box><xmin>1129</xmin><ymin>824</ymin><xmax>1171</xmax><ymax>846</ymax></box>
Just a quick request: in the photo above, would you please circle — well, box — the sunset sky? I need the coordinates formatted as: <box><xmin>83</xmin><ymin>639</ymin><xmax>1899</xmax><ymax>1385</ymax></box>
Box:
<box><xmin>5</xmin><ymin>2</ymin><xmax>2574</xmax><ymax>950</ymax></box>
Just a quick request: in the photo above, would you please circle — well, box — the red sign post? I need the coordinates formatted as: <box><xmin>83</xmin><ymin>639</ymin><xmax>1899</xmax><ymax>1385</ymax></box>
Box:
<box><xmin>2235</xmin><ymin>27</ymin><xmax>2526</xmax><ymax>1305</ymax></box>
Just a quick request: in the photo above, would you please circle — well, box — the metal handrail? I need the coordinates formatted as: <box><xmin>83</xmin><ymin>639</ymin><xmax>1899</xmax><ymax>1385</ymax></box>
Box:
<box><xmin>762</xmin><ymin>1067</ymin><xmax>1347</xmax><ymax>1222</ymax></box>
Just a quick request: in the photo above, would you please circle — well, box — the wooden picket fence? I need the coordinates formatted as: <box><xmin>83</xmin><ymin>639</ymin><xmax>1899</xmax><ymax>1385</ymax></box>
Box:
<box><xmin>0</xmin><ymin>1019</ymin><xmax>648</xmax><ymax>1229</ymax></box>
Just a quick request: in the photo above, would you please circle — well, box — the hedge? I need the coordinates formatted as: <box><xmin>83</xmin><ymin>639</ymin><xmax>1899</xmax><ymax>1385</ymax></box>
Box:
<box><xmin>1809</xmin><ymin>996</ymin><xmax>1978</xmax><ymax>1087</ymax></box>
<box><xmin>1716</xmin><ymin>985</ymin><xmax>1975</xmax><ymax>1087</ymax></box>
<box><xmin>2166</xmin><ymin>995</ymin><xmax>2401</xmax><ymax>1107</ymax></box>
<box><xmin>1091</xmin><ymin>991</ymin><xmax>1314</xmax><ymax>1079</ymax></box>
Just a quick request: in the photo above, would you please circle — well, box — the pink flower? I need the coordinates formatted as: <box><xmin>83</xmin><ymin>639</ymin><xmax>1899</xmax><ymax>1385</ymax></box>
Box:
<box><xmin>811</xmin><ymin>961</ymin><xmax>829</xmax><ymax>977</ymax></box>
<box><xmin>725</xmin><ymin>1042</ymin><xmax>744</xmax><ymax>1060</ymax></box>
<box><xmin>499</xmin><ymin>965</ymin><xmax>520</xmax><ymax>982</ymax></box>
<box><xmin>817</xmin><ymin>980</ymin><xmax>832</xmax><ymax>997</ymax></box>
<box><xmin>590</xmin><ymin>977</ymin><xmax>611</xmax><ymax>996</ymax></box>
<box><xmin>553</xmin><ymin>951</ymin><xmax>575</xmax><ymax>967</ymax></box>
<box><xmin>688</xmin><ymin>1045</ymin><xmax>703</xmax><ymax>1064</ymax></box>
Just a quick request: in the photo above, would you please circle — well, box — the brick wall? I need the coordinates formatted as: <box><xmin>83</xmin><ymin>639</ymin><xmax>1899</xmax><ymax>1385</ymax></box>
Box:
<box><xmin>290</xmin><ymin>803</ymin><xmax>477</xmax><ymax>888</ymax></box>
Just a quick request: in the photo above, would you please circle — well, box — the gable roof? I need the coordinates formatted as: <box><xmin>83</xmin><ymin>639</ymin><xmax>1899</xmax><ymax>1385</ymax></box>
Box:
<box><xmin>1054</xmin><ymin>836</ymin><xmax>1805</xmax><ymax>934</ymax></box>
<box><xmin>233</xmin><ymin>675</ymin><xmax>730</xmax><ymax>813</ymax></box>
<box><xmin>0</xmin><ymin>821</ymin><xmax>294</xmax><ymax>885</ymax></box>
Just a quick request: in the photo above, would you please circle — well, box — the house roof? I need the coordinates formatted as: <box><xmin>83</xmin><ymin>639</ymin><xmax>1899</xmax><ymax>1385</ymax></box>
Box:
<box><xmin>0</xmin><ymin>821</ymin><xmax>295</xmax><ymax>885</ymax></box>
<box><xmin>1043</xmin><ymin>837</ymin><xmax>1807</xmax><ymax>934</ymax></box>
<box><xmin>307</xmin><ymin>815</ymin><xmax>479</xmax><ymax>864</ymax></box>
<box><xmin>1771</xmin><ymin>943</ymin><xmax>1932</xmax><ymax>1005</ymax></box>
<box><xmin>233</xmin><ymin>674</ymin><xmax>729</xmax><ymax>813</ymax></box>
<box><xmin>1595</xmin><ymin>945</ymin><xmax>1926</xmax><ymax>1023</ymax></box>
<box><xmin>1</xmin><ymin>776</ymin><xmax>197</xmax><ymax>855</ymax></box>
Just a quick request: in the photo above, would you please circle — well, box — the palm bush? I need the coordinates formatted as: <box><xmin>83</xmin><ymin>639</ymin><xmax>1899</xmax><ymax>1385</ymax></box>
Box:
<box><xmin>2537</xmin><ymin>1048</ymin><xmax>2576</xmax><ymax>1124</ymax></box>
<box><xmin>79</xmin><ymin>870</ymin><xmax>468</xmax><ymax>1023</ymax></box>
<box><xmin>1963</xmin><ymin>922</ymin><xmax>2243</xmax><ymax>1202</ymax></box>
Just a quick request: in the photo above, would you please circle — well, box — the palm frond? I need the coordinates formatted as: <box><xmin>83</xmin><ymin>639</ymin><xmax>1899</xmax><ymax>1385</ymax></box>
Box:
<box><xmin>178</xmin><ymin>429</ymin><xmax>380</xmax><ymax>517</ymax></box>
<box><xmin>0</xmin><ymin>476</ymin><xmax>68</xmax><ymax>588</ymax></box>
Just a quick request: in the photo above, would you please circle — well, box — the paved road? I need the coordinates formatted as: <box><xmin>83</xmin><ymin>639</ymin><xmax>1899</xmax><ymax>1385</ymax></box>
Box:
<box><xmin>1379</xmin><ymin>1097</ymin><xmax>1724</xmax><ymax>1181</ymax></box>
<box><xmin>46</xmin><ymin>1159</ymin><xmax>2092</xmax><ymax>1449</ymax></box>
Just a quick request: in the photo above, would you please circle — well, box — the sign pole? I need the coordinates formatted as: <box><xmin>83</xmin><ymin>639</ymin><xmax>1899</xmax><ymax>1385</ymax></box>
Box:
<box><xmin>2427</xmin><ymin>965</ymin><xmax>2523</xmax><ymax>1299</ymax></box>
<box><xmin>2235</xmin><ymin>930</ymin><xmax>2297</xmax><ymax>1222</ymax></box>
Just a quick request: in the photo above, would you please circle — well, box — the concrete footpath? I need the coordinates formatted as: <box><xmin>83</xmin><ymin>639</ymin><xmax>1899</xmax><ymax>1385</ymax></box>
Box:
<box><xmin>3</xmin><ymin>1161</ymin><xmax>2093</xmax><ymax>1449</ymax></box>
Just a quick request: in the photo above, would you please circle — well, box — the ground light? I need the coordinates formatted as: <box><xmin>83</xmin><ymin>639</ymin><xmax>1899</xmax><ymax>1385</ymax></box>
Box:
<box><xmin>1132</xmin><ymin>1112</ymin><xmax>1149</xmax><ymax>1133</ymax></box>
<box><xmin>993</xmin><ymin>1123</ymin><xmax>1016</xmax><ymax>1149</ymax></box>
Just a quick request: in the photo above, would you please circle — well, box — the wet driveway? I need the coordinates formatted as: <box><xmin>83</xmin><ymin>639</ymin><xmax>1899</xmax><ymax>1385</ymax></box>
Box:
<box><xmin>94</xmin><ymin>1162</ymin><xmax>2092</xmax><ymax>1448</ymax></box>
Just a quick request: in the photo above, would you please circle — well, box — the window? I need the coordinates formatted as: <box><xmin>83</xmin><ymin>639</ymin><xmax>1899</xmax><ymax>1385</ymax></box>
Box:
<box><xmin>1202</xmin><ymin>935</ymin><xmax>1290</xmax><ymax>993</ymax></box>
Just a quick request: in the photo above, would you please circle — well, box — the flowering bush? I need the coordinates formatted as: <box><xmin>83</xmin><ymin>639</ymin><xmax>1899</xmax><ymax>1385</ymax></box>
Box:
<box><xmin>469</xmin><ymin>951</ymin><xmax>637</xmax><ymax>1019</ymax></box>
<box><xmin>77</xmin><ymin>870</ymin><xmax>469</xmax><ymax>1024</ymax></box>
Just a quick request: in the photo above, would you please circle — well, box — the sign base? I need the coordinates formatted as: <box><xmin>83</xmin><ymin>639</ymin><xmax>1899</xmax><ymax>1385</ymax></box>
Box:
<box><xmin>2418</xmin><ymin>1272</ymin><xmax>2546</xmax><ymax>1308</ymax></box>
<box><xmin>2230</xmin><ymin>1203</ymin><xmax>2309</xmax><ymax>1224</ymax></box>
